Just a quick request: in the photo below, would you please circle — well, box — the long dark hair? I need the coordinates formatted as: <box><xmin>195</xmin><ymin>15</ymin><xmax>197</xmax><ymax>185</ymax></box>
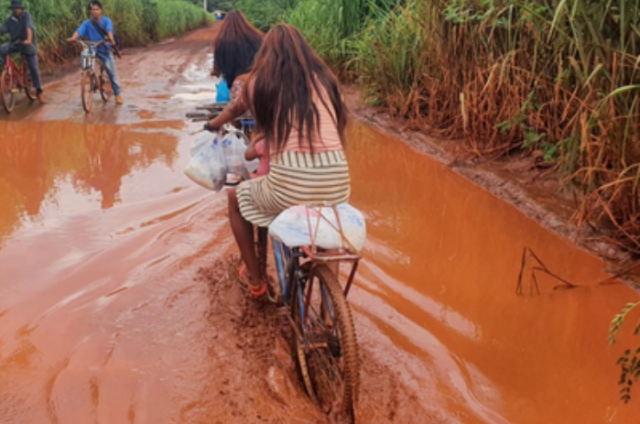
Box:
<box><xmin>246</xmin><ymin>25</ymin><xmax>348</xmax><ymax>153</ymax></box>
<box><xmin>213</xmin><ymin>10</ymin><xmax>263</xmax><ymax>88</ymax></box>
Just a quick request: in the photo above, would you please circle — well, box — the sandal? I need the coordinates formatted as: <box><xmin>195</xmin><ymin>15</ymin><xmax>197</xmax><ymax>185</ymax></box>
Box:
<box><xmin>239</xmin><ymin>264</ymin><xmax>267</xmax><ymax>297</ymax></box>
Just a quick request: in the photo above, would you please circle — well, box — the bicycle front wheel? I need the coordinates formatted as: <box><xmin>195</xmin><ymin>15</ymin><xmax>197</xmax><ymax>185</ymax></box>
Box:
<box><xmin>291</xmin><ymin>264</ymin><xmax>359</xmax><ymax>422</ymax></box>
<box><xmin>1</xmin><ymin>68</ymin><xmax>16</xmax><ymax>113</ymax></box>
<box><xmin>24</xmin><ymin>66</ymin><xmax>36</xmax><ymax>101</ymax></box>
<box><xmin>81</xmin><ymin>70</ymin><xmax>94</xmax><ymax>113</ymax></box>
<box><xmin>99</xmin><ymin>64</ymin><xmax>111</xmax><ymax>102</ymax></box>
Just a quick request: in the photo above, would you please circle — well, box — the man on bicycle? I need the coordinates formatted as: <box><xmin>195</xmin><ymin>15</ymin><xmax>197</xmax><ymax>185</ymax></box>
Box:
<box><xmin>67</xmin><ymin>0</ymin><xmax>123</xmax><ymax>105</ymax></box>
<box><xmin>0</xmin><ymin>1</ymin><xmax>46</xmax><ymax>104</ymax></box>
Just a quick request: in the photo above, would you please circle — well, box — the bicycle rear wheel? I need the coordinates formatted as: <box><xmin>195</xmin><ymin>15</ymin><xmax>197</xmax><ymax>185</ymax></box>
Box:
<box><xmin>291</xmin><ymin>264</ymin><xmax>359</xmax><ymax>422</ymax></box>
<box><xmin>1</xmin><ymin>68</ymin><xmax>16</xmax><ymax>113</ymax></box>
<box><xmin>81</xmin><ymin>70</ymin><xmax>94</xmax><ymax>113</ymax></box>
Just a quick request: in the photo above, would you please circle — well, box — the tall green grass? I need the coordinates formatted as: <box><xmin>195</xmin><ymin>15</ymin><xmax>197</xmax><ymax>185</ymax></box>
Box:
<box><xmin>235</xmin><ymin>0</ymin><xmax>299</xmax><ymax>31</ymax></box>
<box><xmin>285</xmin><ymin>0</ymin><xmax>346</xmax><ymax>64</ymax></box>
<box><xmin>157</xmin><ymin>0</ymin><xmax>210</xmax><ymax>38</ymax></box>
<box><xmin>283</xmin><ymin>0</ymin><xmax>399</xmax><ymax>67</ymax></box>
<box><xmin>0</xmin><ymin>0</ymin><xmax>210</xmax><ymax>60</ymax></box>
<box><xmin>352</xmin><ymin>2</ymin><xmax>429</xmax><ymax>114</ymax></box>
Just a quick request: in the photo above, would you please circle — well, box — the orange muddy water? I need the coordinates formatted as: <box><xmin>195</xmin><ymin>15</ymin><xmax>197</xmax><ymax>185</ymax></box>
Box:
<box><xmin>1</xmin><ymin>26</ymin><xmax>640</xmax><ymax>424</ymax></box>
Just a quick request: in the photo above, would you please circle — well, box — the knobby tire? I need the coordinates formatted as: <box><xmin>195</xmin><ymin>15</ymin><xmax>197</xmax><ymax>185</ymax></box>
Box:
<box><xmin>99</xmin><ymin>63</ymin><xmax>111</xmax><ymax>103</ymax></box>
<box><xmin>291</xmin><ymin>264</ymin><xmax>359</xmax><ymax>422</ymax></box>
<box><xmin>1</xmin><ymin>69</ymin><xmax>16</xmax><ymax>113</ymax></box>
<box><xmin>81</xmin><ymin>70</ymin><xmax>94</xmax><ymax>113</ymax></box>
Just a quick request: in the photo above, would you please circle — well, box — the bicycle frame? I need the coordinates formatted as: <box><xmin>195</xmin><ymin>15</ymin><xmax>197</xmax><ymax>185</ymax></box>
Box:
<box><xmin>80</xmin><ymin>44</ymin><xmax>98</xmax><ymax>71</ymax></box>
<box><xmin>270</xmin><ymin>237</ymin><xmax>361</xmax><ymax>323</ymax></box>
<box><xmin>3</xmin><ymin>56</ymin><xmax>28</xmax><ymax>88</ymax></box>
<box><xmin>76</xmin><ymin>40</ymin><xmax>107</xmax><ymax>73</ymax></box>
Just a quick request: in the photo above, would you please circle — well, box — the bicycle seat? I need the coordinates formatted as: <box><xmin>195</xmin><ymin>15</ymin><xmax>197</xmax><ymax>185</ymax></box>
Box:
<box><xmin>269</xmin><ymin>204</ymin><xmax>366</xmax><ymax>252</ymax></box>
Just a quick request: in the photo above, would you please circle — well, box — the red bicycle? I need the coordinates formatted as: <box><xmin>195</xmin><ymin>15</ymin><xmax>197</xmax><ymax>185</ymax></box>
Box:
<box><xmin>0</xmin><ymin>40</ymin><xmax>36</xmax><ymax>113</ymax></box>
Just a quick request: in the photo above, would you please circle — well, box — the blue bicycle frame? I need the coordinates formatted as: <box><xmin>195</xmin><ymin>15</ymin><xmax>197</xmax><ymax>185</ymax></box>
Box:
<box><xmin>271</xmin><ymin>238</ymin><xmax>293</xmax><ymax>304</ymax></box>
<box><xmin>270</xmin><ymin>238</ymin><xmax>351</xmax><ymax>335</ymax></box>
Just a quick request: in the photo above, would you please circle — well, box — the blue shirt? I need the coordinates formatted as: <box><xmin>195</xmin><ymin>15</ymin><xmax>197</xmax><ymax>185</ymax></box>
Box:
<box><xmin>77</xmin><ymin>17</ymin><xmax>113</xmax><ymax>52</ymax></box>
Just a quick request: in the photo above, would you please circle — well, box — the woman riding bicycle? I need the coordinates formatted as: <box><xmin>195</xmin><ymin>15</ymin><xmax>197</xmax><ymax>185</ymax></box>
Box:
<box><xmin>211</xmin><ymin>10</ymin><xmax>263</xmax><ymax>103</ymax></box>
<box><xmin>205</xmin><ymin>24</ymin><xmax>350</xmax><ymax>297</ymax></box>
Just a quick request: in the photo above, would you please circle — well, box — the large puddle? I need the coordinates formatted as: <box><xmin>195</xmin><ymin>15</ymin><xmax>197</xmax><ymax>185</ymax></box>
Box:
<box><xmin>1</xmin><ymin>118</ymin><xmax>639</xmax><ymax>423</ymax></box>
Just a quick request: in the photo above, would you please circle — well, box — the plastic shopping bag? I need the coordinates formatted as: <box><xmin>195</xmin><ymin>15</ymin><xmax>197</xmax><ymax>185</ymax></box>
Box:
<box><xmin>216</xmin><ymin>79</ymin><xmax>230</xmax><ymax>103</ymax></box>
<box><xmin>190</xmin><ymin>131</ymin><xmax>212</xmax><ymax>156</ymax></box>
<box><xmin>221</xmin><ymin>131</ymin><xmax>250</xmax><ymax>177</ymax></box>
<box><xmin>184</xmin><ymin>134</ymin><xmax>227</xmax><ymax>191</ymax></box>
<box><xmin>269</xmin><ymin>204</ymin><xmax>367</xmax><ymax>252</ymax></box>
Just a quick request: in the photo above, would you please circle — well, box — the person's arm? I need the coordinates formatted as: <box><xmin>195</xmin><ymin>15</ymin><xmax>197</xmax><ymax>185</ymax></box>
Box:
<box><xmin>245</xmin><ymin>145</ymin><xmax>259</xmax><ymax>161</ymax></box>
<box><xmin>23</xmin><ymin>13</ymin><xmax>34</xmax><ymax>45</ymax></box>
<box><xmin>105</xmin><ymin>19</ymin><xmax>116</xmax><ymax>46</ymax></box>
<box><xmin>68</xmin><ymin>22</ymin><xmax>85</xmax><ymax>43</ymax></box>
<box><xmin>205</xmin><ymin>78</ymin><xmax>252</xmax><ymax>131</ymax></box>
<box><xmin>204</xmin><ymin>102</ymin><xmax>247</xmax><ymax>132</ymax></box>
<box><xmin>67</xmin><ymin>31</ymin><xmax>81</xmax><ymax>43</ymax></box>
<box><xmin>24</xmin><ymin>28</ymin><xmax>33</xmax><ymax>45</ymax></box>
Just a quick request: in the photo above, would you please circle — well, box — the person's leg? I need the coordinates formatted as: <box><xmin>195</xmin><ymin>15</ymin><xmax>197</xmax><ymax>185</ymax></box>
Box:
<box><xmin>227</xmin><ymin>188</ymin><xmax>261</xmax><ymax>290</ymax></box>
<box><xmin>24</xmin><ymin>54</ymin><xmax>42</xmax><ymax>90</ymax></box>
<box><xmin>97</xmin><ymin>51</ymin><xmax>121</xmax><ymax>97</ymax></box>
<box><xmin>24</xmin><ymin>54</ymin><xmax>45</xmax><ymax>103</ymax></box>
<box><xmin>0</xmin><ymin>43</ymin><xmax>12</xmax><ymax>67</ymax></box>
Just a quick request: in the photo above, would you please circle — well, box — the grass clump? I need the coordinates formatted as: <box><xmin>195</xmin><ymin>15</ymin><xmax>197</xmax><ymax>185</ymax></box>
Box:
<box><xmin>284</xmin><ymin>0</ymin><xmax>399</xmax><ymax>66</ymax></box>
<box><xmin>235</xmin><ymin>0</ymin><xmax>299</xmax><ymax>31</ymax></box>
<box><xmin>157</xmin><ymin>0</ymin><xmax>210</xmax><ymax>38</ymax></box>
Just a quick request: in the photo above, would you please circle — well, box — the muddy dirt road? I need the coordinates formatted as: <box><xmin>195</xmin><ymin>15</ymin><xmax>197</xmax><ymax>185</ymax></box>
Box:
<box><xmin>1</xmin><ymin>26</ymin><xmax>640</xmax><ymax>424</ymax></box>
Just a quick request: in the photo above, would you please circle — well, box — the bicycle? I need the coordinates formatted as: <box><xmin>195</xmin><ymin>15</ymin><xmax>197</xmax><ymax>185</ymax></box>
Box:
<box><xmin>269</xmin><ymin>214</ymin><xmax>362</xmax><ymax>421</ymax></box>
<box><xmin>187</xmin><ymin>107</ymin><xmax>362</xmax><ymax>422</ymax></box>
<box><xmin>75</xmin><ymin>40</ymin><xmax>112</xmax><ymax>113</ymax></box>
<box><xmin>0</xmin><ymin>40</ymin><xmax>37</xmax><ymax>113</ymax></box>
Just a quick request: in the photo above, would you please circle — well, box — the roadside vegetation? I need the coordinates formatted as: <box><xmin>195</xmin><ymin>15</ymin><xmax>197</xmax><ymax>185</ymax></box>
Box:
<box><xmin>610</xmin><ymin>301</ymin><xmax>640</xmax><ymax>403</ymax></box>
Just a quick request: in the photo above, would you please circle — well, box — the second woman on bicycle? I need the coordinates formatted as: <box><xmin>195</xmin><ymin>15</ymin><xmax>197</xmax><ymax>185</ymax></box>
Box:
<box><xmin>211</xmin><ymin>10</ymin><xmax>263</xmax><ymax>104</ymax></box>
<box><xmin>205</xmin><ymin>24</ymin><xmax>351</xmax><ymax>297</ymax></box>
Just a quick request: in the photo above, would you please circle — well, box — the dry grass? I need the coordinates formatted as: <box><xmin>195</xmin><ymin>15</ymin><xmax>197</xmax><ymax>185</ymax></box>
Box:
<box><xmin>341</xmin><ymin>0</ymin><xmax>640</xmax><ymax>254</ymax></box>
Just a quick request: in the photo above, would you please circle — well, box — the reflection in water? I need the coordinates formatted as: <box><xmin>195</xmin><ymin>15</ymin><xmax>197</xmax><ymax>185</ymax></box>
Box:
<box><xmin>76</xmin><ymin>126</ymin><xmax>129</xmax><ymax>209</ymax></box>
<box><xmin>347</xmin><ymin>123</ymin><xmax>640</xmax><ymax>423</ymax></box>
<box><xmin>0</xmin><ymin>123</ymin><xmax>48</xmax><ymax>245</ymax></box>
<box><xmin>0</xmin><ymin>121</ymin><xmax>179</xmax><ymax>247</ymax></box>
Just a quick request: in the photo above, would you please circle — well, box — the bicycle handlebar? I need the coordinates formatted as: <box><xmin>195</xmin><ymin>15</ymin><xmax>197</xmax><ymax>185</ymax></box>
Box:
<box><xmin>75</xmin><ymin>40</ymin><xmax>106</xmax><ymax>48</ymax></box>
